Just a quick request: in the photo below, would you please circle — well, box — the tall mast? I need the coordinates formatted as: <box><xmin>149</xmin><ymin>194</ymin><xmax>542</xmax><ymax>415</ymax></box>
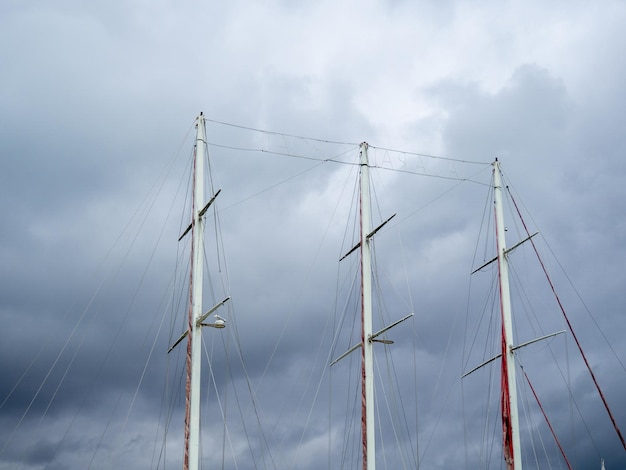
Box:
<box><xmin>359</xmin><ymin>142</ymin><xmax>375</xmax><ymax>470</ymax></box>
<box><xmin>332</xmin><ymin>143</ymin><xmax>408</xmax><ymax>468</ymax></box>
<box><xmin>185</xmin><ymin>113</ymin><xmax>207</xmax><ymax>470</ymax></box>
<box><xmin>331</xmin><ymin>143</ymin><xmax>408</xmax><ymax>469</ymax></box>
<box><xmin>493</xmin><ymin>159</ymin><xmax>522</xmax><ymax>469</ymax></box>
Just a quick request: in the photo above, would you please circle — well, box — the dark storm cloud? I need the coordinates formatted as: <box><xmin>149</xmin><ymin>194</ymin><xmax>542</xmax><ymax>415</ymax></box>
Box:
<box><xmin>2</xmin><ymin>0</ymin><xmax>626</xmax><ymax>469</ymax></box>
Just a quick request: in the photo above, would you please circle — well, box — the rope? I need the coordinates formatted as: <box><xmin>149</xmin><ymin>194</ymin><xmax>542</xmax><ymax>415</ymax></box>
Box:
<box><xmin>507</xmin><ymin>188</ymin><xmax>626</xmax><ymax>451</ymax></box>
<box><xmin>521</xmin><ymin>366</ymin><xmax>572</xmax><ymax>469</ymax></box>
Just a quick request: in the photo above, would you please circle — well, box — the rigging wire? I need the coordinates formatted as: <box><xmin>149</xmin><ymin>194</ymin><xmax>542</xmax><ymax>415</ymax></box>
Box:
<box><xmin>519</xmin><ymin>363</ymin><xmax>572</xmax><ymax>470</ymax></box>
<box><xmin>460</xmin><ymin>171</ymin><xmax>503</xmax><ymax>468</ymax></box>
<box><xmin>505</xmin><ymin>185</ymin><xmax>626</xmax><ymax>450</ymax></box>
<box><xmin>153</xmin><ymin>144</ymin><xmax>195</xmax><ymax>469</ymax></box>
<box><xmin>203</xmin><ymin>115</ymin><xmax>360</xmax><ymax>147</ymax></box>
<box><xmin>462</xmin><ymin>163</ymin><xmax>619</xmax><ymax>469</ymax></box>
<box><xmin>164</xmin><ymin>137</ymin><xmax>278</xmax><ymax>469</ymax></box>
<box><xmin>203</xmin><ymin>115</ymin><xmax>491</xmax><ymax>168</ymax></box>
<box><xmin>200</xmin><ymin>332</ymin><xmax>242</xmax><ymax>469</ymax></box>
<box><xmin>117</xmin><ymin>269</ymin><xmax>178</xmax><ymax>439</ymax></box>
<box><xmin>369</xmin><ymin>234</ymin><xmax>412</xmax><ymax>469</ymax></box>
<box><xmin>202</xmin><ymin>116</ymin><xmax>492</xmax><ymax>186</ymax></box>
<box><xmin>209</xmin><ymin>201</ymin><xmax>277</xmax><ymax>467</ymax></box>
<box><xmin>505</xmin><ymin>182</ymin><xmax>626</xmax><ymax>376</ymax></box>
<box><xmin>157</xmin><ymin>252</ymin><xmax>191</xmax><ymax>469</ymax></box>
<box><xmin>239</xmin><ymin>156</ymin><xmax>362</xmax><ymax>470</ymax></box>
<box><xmin>0</xmin><ymin>268</ymin><xmax>110</xmax><ymax>460</ymax></box>
<box><xmin>5</xmin><ymin>118</ymin><xmax>196</xmax><ymax>468</ymax></box>
<box><xmin>504</xmin><ymin>178</ymin><xmax>626</xmax><ymax>375</ymax></box>
<box><xmin>325</xmin><ymin>151</ymin><xmax>426</xmax><ymax>468</ymax></box>
<box><xmin>369</xmin><ymin>144</ymin><xmax>491</xmax><ymax>165</ymax></box>
<box><xmin>219</xmin><ymin>160</ymin><xmax>328</xmax><ymax>212</ymax></box>
<box><xmin>12</xmin><ymin>110</ymin><xmax>603</xmax><ymax>470</ymax></box>
<box><xmin>393</xmin><ymin>222</ymin><xmax>421</xmax><ymax>469</ymax></box>
<box><xmin>390</xmin><ymin>164</ymin><xmax>492</xmax><ymax>233</ymax></box>
<box><xmin>460</xmin><ymin>171</ymin><xmax>495</xmax><ymax>469</ymax></box>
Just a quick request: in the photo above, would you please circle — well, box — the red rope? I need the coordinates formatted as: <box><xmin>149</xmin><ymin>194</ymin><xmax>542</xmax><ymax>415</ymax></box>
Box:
<box><xmin>508</xmin><ymin>188</ymin><xmax>626</xmax><ymax>450</ymax></box>
<box><xmin>521</xmin><ymin>367</ymin><xmax>572</xmax><ymax>470</ymax></box>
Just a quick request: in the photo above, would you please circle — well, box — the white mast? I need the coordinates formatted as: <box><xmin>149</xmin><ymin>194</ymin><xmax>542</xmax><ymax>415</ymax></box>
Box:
<box><xmin>359</xmin><ymin>142</ymin><xmax>375</xmax><ymax>470</ymax></box>
<box><xmin>493</xmin><ymin>159</ymin><xmax>522</xmax><ymax>469</ymax></box>
<box><xmin>186</xmin><ymin>113</ymin><xmax>207</xmax><ymax>470</ymax></box>
<box><xmin>333</xmin><ymin>143</ymin><xmax>409</xmax><ymax>469</ymax></box>
<box><xmin>167</xmin><ymin>113</ymin><xmax>227</xmax><ymax>470</ymax></box>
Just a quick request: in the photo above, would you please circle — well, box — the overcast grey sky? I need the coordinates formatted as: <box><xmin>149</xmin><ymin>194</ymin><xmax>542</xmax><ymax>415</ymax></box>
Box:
<box><xmin>1</xmin><ymin>0</ymin><xmax>626</xmax><ymax>469</ymax></box>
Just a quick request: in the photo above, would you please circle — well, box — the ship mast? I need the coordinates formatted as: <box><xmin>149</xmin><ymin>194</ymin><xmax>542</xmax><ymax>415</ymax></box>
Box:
<box><xmin>359</xmin><ymin>142</ymin><xmax>375</xmax><ymax>470</ymax></box>
<box><xmin>493</xmin><ymin>159</ymin><xmax>522</xmax><ymax>469</ymax></box>
<box><xmin>332</xmin><ymin>142</ymin><xmax>408</xmax><ymax>470</ymax></box>
<box><xmin>184</xmin><ymin>113</ymin><xmax>207</xmax><ymax>470</ymax></box>
<box><xmin>466</xmin><ymin>159</ymin><xmax>621</xmax><ymax>467</ymax></box>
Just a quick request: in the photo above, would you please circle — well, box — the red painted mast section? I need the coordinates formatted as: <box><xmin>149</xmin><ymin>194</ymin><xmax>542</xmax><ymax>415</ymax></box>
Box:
<box><xmin>500</xmin><ymin>323</ymin><xmax>514</xmax><ymax>469</ymax></box>
<box><xmin>496</xmin><ymin>215</ymin><xmax>515</xmax><ymax>470</ymax></box>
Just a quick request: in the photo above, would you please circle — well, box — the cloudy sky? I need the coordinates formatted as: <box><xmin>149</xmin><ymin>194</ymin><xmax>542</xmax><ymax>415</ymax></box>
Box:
<box><xmin>2</xmin><ymin>0</ymin><xmax>626</xmax><ymax>469</ymax></box>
